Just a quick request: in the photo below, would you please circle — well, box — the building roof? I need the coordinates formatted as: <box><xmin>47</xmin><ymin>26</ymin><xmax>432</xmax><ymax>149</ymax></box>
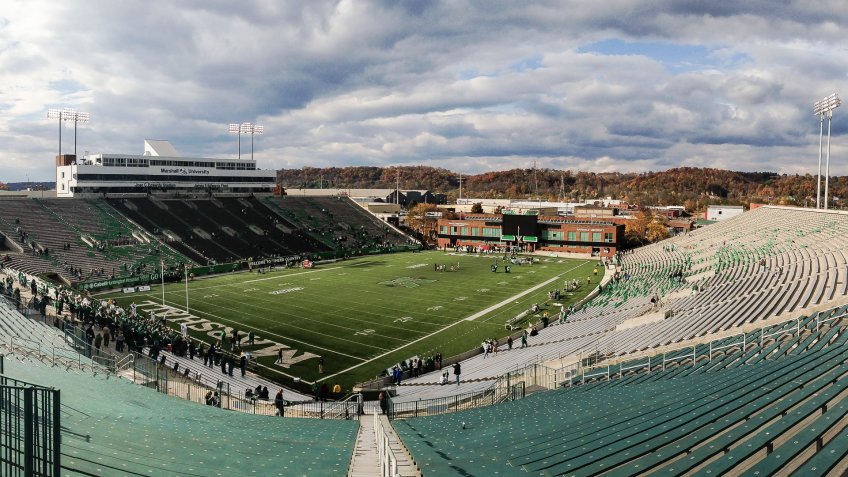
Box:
<box><xmin>285</xmin><ymin>188</ymin><xmax>433</xmax><ymax>198</ymax></box>
<box><xmin>143</xmin><ymin>139</ymin><xmax>180</xmax><ymax>157</ymax></box>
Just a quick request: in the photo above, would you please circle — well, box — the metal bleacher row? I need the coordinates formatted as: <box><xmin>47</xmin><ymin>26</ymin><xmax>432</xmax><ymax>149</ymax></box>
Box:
<box><xmin>394</xmin><ymin>206</ymin><xmax>848</xmax><ymax>402</ymax></box>
<box><xmin>267</xmin><ymin>196</ymin><xmax>410</xmax><ymax>250</ymax></box>
<box><xmin>394</xmin><ymin>312</ymin><xmax>848</xmax><ymax>476</ymax></box>
<box><xmin>1</xmin><ymin>354</ymin><xmax>359</xmax><ymax>477</ymax></box>
<box><xmin>0</xmin><ymin>195</ymin><xmax>413</xmax><ymax>284</ymax></box>
<box><xmin>0</xmin><ymin>198</ymin><xmax>185</xmax><ymax>280</ymax></box>
<box><xmin>106</xmin><ymin>196</ymin><xmax>320</xmax><ymax>264</ymax></box>
<box><xmin>1</xmin><ymin>286</ymin><xmax>363</xmax><ymax>476</ymax></box>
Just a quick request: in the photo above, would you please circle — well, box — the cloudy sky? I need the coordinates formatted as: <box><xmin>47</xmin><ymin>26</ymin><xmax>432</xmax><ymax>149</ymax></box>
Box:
<box><xmin>1</xmin><ymin>0</ymin><xmax>847</xmax><ymax>182</ymax></box>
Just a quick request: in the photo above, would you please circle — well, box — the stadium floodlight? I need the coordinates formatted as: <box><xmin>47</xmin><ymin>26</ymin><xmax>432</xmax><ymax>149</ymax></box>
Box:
<box><xmin>47</xmin><ymin>108</ymin><xmax>90</xmax><ymax>158</ymax></box>
<box><xmin>239</xmin><ymin>123</ymin><xmax>264</xmax><ymax>161</ymax></box>
<box><xmin>47</xmin><ymin>109</ymin><xmax>64</xmax><ymax>157</ymax></box>
<box><xmin>813</xmin><ymin>93</ymin><xmax>841</xmax><ymax>209</ymax></box>
<box><xmin>228</xmin><ymin>123</ymin><xmax>242</xmax><ymax>160</ymax></box>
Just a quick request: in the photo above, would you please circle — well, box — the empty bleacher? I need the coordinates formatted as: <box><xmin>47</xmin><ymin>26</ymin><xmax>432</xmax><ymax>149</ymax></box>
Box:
<box><xmin>395</xmin><ymin>206</ymin><xmax>848</xmax><ymax>399</ymax></box>
<box><xmin>1</xmin><ymin>355</ymin><xmax>359</xmax><ymax>476</ymax></box>
<box><xmin>267</xmin><ymin>196</ymin><xmax>410</xmax><ymax>252</ymax></box>
<box><xmin>0</xmin><ymin>198</ymin><xmax>188</xmax><ymax>282</ymax></box>
<box><xmin>109</xmin><ymin>196</ymin><xmax>333</xmax><ymax>263</ymax></box>
<box><xmin>394</xmin><ymin>314</ymin><xmax>848</xmax><ymax>476</ymax></box>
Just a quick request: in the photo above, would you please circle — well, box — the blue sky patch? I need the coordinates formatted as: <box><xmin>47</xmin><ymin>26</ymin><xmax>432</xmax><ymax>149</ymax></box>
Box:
<box><xmin>48</xmin><ymin>79</ymin><xmax>87</xmax><ymax>94</ymax></box>
<box><xmin>509</xmin><ymin>55</ymin><xmax>544</xmax><ymax>73</ymax></box>
<box><xmin>578</xmin><ymin>38</ymin><xmax>748</xmax><ymax>73</ymax></box>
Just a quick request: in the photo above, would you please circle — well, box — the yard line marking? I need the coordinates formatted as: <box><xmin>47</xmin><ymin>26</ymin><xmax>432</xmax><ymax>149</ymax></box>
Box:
<box><xmin>463</xmin><ymin>272</ymin><xmax>571</xmax><ymax>322</ymax></box>
<box><xmin>183</xmin><ymin>260</ymin><xmax>375</xmax><ymax>292</ymax></box>
<box><xmin>143</xmin><ymin>295</ymin><xmax>372</xmax><ymax>361</ymax></box>
<box><xmin>319</xmin><ymin>259</ymin><xmax>592</xmax><ymax>382</ymax></box>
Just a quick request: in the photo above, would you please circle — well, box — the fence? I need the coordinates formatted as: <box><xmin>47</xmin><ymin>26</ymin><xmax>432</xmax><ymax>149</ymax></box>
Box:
<box><xmin>575</xmin><ymin>305</ymin><xmax>848</xmax><ymax>385</ymax></box>
<box><xmin>387</xmin><ymin>379</ymin><xmax>525</xmax><ymax>420</ymax></box>
<box><xmin>55</xmin><ymin>321</ymin><xmax>365</xmax><ymax>419</ymax></box>
<box><xmin>375</xmin><ymin>412</ymin><xmax>402</xmax><ymax>477</ymax></box>
<box><xmin>0</xmin><ymin>373</ymin><xmax>61</xmax><ymax>477</ymax></box>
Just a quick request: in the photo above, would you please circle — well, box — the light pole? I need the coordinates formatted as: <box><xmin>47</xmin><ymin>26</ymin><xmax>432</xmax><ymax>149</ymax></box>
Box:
<box><xmin>47</xmin><ymin>108</ymin><xmax>89</xmax><ymax>158</ymax></box>
<box><xmin>229</xmin><ymin>122</ymin><xmax>264</xmax><ymax>160</ymax></box>
<box><xmin>240</xmin><ymin>123</ymin><xmax>264</xmax><ymax>161</ymax></box>
<box><xmin>814</xmin><ymin>93</ymin><xmax>841</xmax><ymax>209</ymax></box>
<box><xmin>228</xmin><ymin>123</ymin><xmax>242</xmax><ymax>160</ymax></box>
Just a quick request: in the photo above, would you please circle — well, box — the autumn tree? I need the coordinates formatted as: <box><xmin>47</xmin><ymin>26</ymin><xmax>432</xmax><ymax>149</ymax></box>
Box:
<box><xmin>470</xmin><ymin>202</ymin><xmax>483</xmax><ymax>213</ymax></box>
<box><xmin>646</xmin><ymin>215</ymin><xmax>670</xmax><ymax>243</ymax></box>
<box><xmin>625</xmin><ymin>210</ymin><xmax>653</xmax><ymax>246</ymax></box>
<box><xmin>406</xmin><ymin>203</ymin><xmax>440</xmax><ymax>241</ymax></box>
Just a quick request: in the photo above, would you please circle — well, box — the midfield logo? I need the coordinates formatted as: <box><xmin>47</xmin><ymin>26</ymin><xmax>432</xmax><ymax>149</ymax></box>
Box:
<box><xmin>378</xmin><ymin>277</ymin><xmax>436</xmax><ymax>288</ymax></box>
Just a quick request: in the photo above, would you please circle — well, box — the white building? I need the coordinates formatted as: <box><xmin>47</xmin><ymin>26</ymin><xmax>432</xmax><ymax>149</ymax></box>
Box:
<box><xmin>706</xmin><ymin>205</ymin><xmax>745</xmax><ymax>221</ymax></box>
<box><xmin>55</xmin><ymin>140</ymin><xmax>276</xmax><ymax>197</ymax></box>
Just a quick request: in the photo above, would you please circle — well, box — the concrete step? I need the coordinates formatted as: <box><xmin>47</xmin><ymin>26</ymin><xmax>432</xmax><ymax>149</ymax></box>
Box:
<box><xmin>348</xmin><ymin>416</ymin><xmax>379</xmax><ymax>477</ymax></box>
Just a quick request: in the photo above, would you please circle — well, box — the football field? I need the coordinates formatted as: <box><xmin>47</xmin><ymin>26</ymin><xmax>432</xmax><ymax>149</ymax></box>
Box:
<box><xmin>111</xmin><ymin>251</ymin><xmax>599</xmax><ymax>388</ymax></box>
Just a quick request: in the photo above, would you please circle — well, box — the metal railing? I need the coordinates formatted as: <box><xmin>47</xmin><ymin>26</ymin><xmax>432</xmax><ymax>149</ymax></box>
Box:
<box><xmin>0</xmin><ymin>374</ymin><xmax>61</xmax><ymax>477</ymax></box>
<box><xmin>223</xmin><ymin>392</ymin><xmax>364</xmax><ymax>420</ymax></box>
<box><xmin>576</xmin><ymin>305</ymin><xmax>848</xmax><ymax>385</ymax></box>
<box><xmin>375</xmin><ymin>412</ymin><xmax>401</xmax><ymax>477</ymax></box>
<box><xmin>387</xmin><ymin>379</ymin><xmax>525</xmax><ymax>420</ymax></box>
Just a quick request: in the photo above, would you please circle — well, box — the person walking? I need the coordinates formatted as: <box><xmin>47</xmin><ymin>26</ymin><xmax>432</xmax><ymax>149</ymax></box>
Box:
<box><xmin>378</xmin><ymin>391</ymin><xmax>388</xmax><ymax>415</ymax></box>
<box><xmin>453</xmin><ymin>362</ymin><xmax>461</xmax><ymax>385</ymax></box>
<box><xmin>93</xmin><ymin>332</ymin><xmax>103</xmax><ymax>356</ymax></box>
<box><xmin>274</xmin><ymin>389</ymin><xmax>285</xmax><ymax>417</ymax></box>
<box><xmin>239</xmin><ymin>352</ymin><xmax>247</xmax><ymax>377</ymax></box>
<box><xmin>521</xmin><ymin>330</ymin><xmax>528</xmax><ymax>349</ymax></box>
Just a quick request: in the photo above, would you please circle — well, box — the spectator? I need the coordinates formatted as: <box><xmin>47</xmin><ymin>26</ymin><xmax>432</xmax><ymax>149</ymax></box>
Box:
<box><xmin>378</xmin><ymin>391</ymin><xmax>387</xmax><ymax>414</ymax></box>
<box><xmin>274</xmin><ymin>389</ymin><xmax>285</xmax><ymax>416</ymax></box>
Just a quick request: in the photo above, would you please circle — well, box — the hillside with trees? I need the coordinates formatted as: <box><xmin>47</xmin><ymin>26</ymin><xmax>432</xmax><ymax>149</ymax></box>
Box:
<box><xmin>278</xmin><ymin>166</ymin><xmax>845</xmax><ymax>210</ymax></box>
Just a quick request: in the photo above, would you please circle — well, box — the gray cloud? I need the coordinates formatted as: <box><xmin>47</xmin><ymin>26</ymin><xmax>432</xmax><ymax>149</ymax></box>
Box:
<box><xmin>1</xmin><ymin>0</ymin><xmax>847</xmax><ymax>182</ymax></box>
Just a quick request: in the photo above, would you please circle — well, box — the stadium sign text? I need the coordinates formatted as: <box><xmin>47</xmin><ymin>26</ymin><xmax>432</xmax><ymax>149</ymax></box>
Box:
<box><xmin>246</xmin><ymin>255</ymin><xmax>302</xmax><ymax>268</ymax></box>
<box><xmin>159</xmin><ymin>167</ymin><xmax>211</xmax><ymax>175</ymax></box>
<box><xmin>135</xmin><ymin>300</ymin><xmax>319</xmax><ymax>368</ymax></box>
<box><xmin>79</xmin><ymin>273</ymin><xmax>160</xmax><ymax>291</ymax></box>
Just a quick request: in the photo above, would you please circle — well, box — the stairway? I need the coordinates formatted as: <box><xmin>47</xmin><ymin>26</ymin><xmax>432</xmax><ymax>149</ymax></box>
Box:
<box><xmin>349</xmin><ymin>413</ymin><xmax>421</xmax><ymax>477</ymax></box>
<box><xmin>349</xmin><ymin>414</ymin><xmax>380</xmax><ymax>477</ymax></box>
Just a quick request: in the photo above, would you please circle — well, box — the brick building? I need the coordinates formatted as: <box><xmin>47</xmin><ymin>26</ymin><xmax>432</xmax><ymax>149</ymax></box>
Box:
<box><xmin>436</xmin><ymin>212</ymin><xmax>624</xmax><ymax>257</ymax></box>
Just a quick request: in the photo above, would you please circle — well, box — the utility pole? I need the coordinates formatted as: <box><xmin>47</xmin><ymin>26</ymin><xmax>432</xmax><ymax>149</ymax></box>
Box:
<box><xmin>560</xmin><ymin>174</ymin><xmax>565</xmax><ymax>202</ymax></box>
<box><xmin>458</xmin><ymin>173</ymin><xmax>463</xmax><ymax>203</ymax></box>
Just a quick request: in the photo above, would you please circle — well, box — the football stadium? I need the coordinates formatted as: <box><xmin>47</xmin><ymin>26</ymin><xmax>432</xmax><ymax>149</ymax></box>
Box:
<box><xmin>1</xmin><ymin>139</ymin><xmax>848</xmax><ymax>476</ymax></box>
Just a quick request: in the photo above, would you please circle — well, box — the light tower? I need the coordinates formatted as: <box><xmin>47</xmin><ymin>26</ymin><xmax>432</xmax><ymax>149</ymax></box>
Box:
<box><xmin>228</xmin><ymin>122</ymin><xmax>264</xmax><ymax>160</ymax></box>
<box><xmin>814</xmin><ymin>93</ymin><xmax>841</xmax><ymax>209</ymax></box>
<box><xmin>46</xmin><ymin>108</ymin><xmax>89</xmax><ymax>158</ymax></box>
<box><xmin>228</xmin><ymin>123</ymin><xmax>242</xmax><ymax>159</ymax></box>
<box><xmin>240</xmin><ymin>123</ymin><xmax>264</xmax><ymax>161</ymax></box>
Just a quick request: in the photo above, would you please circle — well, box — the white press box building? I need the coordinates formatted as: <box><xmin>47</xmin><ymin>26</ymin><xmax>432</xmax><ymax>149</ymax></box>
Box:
<box><xmin>55</xmin><ymin>140</ymin><xmax>277</xmax><ymax>197</ymax></box>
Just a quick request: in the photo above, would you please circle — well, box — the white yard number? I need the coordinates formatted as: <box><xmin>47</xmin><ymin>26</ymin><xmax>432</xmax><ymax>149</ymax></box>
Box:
<box><xmin>355</xmin><ymin>329</ymin><xmax>376</xmax><ymax>336</ymax></box>
<box><xmin>394</xmin><ymin>317</ymin><xmax>413</xmax><ymax>323</ymax></box>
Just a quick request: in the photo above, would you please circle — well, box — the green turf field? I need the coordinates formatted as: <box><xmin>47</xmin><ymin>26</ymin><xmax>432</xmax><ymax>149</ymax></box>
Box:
<box><xmin>111</xmin><ymin>251</ymin><xmax>600</xmax><ymax>390</ymax></box>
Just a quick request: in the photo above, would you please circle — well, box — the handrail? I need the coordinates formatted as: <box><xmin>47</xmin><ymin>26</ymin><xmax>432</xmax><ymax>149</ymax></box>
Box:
<box><xmin>374</xmin><ymin>412</ymin><xmax>401</xmax><ymax>477</ymax></box>
<box><xmin>577</xmin><ymin>304</ymin><xmax>848</xmax><ymax>384</ymax></box>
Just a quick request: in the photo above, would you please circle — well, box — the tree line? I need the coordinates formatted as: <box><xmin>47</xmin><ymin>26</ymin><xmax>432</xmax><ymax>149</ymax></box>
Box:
<box><xmin>278</xmin><ymin>166</ymin><xmax>846</xmax><ymax>211</ymax></box>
